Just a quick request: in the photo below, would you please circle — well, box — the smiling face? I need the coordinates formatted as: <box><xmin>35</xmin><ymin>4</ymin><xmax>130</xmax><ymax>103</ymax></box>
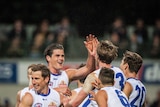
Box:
<box><xmin>47</xmin><ymin>49</ymin><xmax>65</xmax><ymax>72</ymax></box>
<box><xmin>32</xmin><ymin>71</ymin><xmax>49</xmax><ymax>93</ymax></box>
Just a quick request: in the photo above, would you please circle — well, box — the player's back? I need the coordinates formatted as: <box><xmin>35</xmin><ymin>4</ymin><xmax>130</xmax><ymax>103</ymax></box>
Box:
<box><xmin>126</xmin><ymin>78</ymin><xmax>146</xmax><ymax>107</ymax></box>
<box><xmin>101</xmin><ymin>87</ymin><xmax>130</xmax><ymax>107</ymax></box>
<box><xmin>94</xmin><ymin>66</ymin><xmax>126</xmax><ymax>90</ymax></box>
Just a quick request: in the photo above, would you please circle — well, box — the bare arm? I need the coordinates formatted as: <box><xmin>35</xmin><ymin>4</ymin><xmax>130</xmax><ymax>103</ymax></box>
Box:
<box><xmin>95</xmin><ymin>90</ymin><xmax>108</xmax><ymax>107</ymax></box>
<box><xmin>66</xmin><ymin>34</ymin><xmax>98</xmax><ymax>81</ymax></box>
<box><xmin>123</xmin><ymin>82</ymin><xmax>132</xmax><ymax>98</ymax></box>
<box><xmin>15</xmin><ymin>90</ymin><xmax>21</xmax><ymax>107</ymax></box>
<box><xmin>19</xmin><ymin>92</ymin><xmax>33</xmax><ymax>107</ymax></box>
<box><xmin>68</xmin><ymin>73</ymin><xmax>97</xmax><ymax>106</ymax></box>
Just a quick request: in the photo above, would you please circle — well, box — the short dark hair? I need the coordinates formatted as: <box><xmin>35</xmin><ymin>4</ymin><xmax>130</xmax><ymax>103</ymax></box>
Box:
<box><xmin>97</xmin><ymin>40</ymin><xmax>118</xmax><ymax>64</ymax></box>
<box><xmin>99</xmin><ymin>67</ymin><xmax>114</xmax><ymax>85</ymax></box>
<box><xmin>31</xmin><ymin>64</ymin><xmax>50</xmax><ymax>83</ymax></box>
<box><xmin>122</xmin><ymin>50</ymin><xmax>143</xmax><ymax>74</ymax></box>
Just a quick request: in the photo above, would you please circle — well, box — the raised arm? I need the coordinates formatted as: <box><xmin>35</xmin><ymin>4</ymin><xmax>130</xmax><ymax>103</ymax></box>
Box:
<box><xmin>66</xmin><ymin>34</ymin><xmax>98</xmax><ymax>81</ymax></box>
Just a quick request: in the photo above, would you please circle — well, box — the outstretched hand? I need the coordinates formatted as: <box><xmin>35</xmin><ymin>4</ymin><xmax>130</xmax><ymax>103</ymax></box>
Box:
<box><xmin>84</xmin><ymin>34</ymin><xmax>99</xmax><ymax>57</ymax></box>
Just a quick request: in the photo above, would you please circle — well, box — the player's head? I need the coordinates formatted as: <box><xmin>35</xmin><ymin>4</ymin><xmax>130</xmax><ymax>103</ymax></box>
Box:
<box><xmin>99</xmin><ymin>67</ymin><xmax>115</xmax><ymax>85</ymax></box>
<box><xmin>31</xmin><ymin>64</ymin><xmax>50</xmax><ymax>83</ymax></box>
<box><xmin>44</xmin><ymin>43</ymin><xmax>64</xmax><ymax>62</ymax></box>
<box><xmin>31</xmin><ymin>64</ymin><xmax>50</xmax><ymax>93</ymax></box>
<box><xmin>96</xmin><ymin>40</ymin><xmax>118</xmax><ymax>64</ymax></box>
<box><xmin>120</xmin><ymin>50</ymin><xmax>143</xmax><ymax>74</ymax></box>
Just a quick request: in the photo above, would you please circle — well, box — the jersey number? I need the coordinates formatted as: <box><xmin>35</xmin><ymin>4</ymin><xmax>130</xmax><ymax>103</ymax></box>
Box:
<box><xmin>130</xmin><ymin>85</ymin><xmax>146</xmax><ymax>107</ymax></box>
<box><xmin>116</xmin><ymin>73</ymin><xmax>125</xmax><ymax>90</ymax></box>
<box><xmin>115</xmin><ymin>90</ymin><xmax>130</xmax><ymax>107</ymax></box>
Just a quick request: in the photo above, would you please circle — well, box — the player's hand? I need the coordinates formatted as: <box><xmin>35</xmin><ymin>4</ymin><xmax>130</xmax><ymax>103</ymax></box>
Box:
<box><xmin>91</xmin><ymin>77</ymin><xmax>103</xmax><ymax>90</ymax></box>
<box><xmin>84</xmin><ymin>34</ymin><xmax>97</xmax><ymax>56</ymax></box>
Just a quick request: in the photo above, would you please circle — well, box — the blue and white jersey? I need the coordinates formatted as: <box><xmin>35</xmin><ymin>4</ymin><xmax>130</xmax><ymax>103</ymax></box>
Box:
<box><xmin>49</xmin><ymin>70</ymin><xmax>69</xmax><ymax>88</ymax></box>
<box><xmin>29</xmin><ymin>88</ymin><xmax>61</xmax><ymax>107</ymax></box>
<box><xmin>101</xmin><ymin>87</ymin><xmax>130</xmax><ymax>107</ymax></box>
<box><xmin>20</xmin><ymin>87</ymin><xmax>30</xmax><ymax>101</ymax></box>
<box><xmin>94</xmin><ymin>66</ymin><xmax>126</xmax><ymax>90</ymax></box>
<box><xmin>73</xmin><ymin>87</ymin><xmax>93</xmax><ymax>107</ymax></box>
<box><xmin>126</xmin><ymin>78</ymin><xmax>146</xmax><ymax>107</ymax></box>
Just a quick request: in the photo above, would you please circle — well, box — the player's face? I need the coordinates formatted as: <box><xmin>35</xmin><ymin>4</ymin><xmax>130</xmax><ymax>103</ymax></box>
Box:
<box><xmin>48</xmin><ymin>49</ymin><xmax>65</xmax><ymax>70</ymax></box>
<box><xmin>32</xmin><ymin>71</ymin><xmax>49</xmax><ymax>93</ymax></box>
<box><xmin>49</xmin><ymin>49</ymin><xmax>65</xmax><ymax>70</ymax></box>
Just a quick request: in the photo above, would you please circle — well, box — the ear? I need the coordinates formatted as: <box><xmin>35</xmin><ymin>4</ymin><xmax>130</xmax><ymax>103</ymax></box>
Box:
<box><xmin>46</xmin><ymin>55</ymin><xmax>50</xmax><ymax>62</ymax></box>
<box><xmin>124</xmin><ymin>63</ymin><xmax>128</xmax><ymax>70</ymax></box>
<box><xmin>45</xmin><ymin>76</ymin><xmax>50</xmax><ymax>83</ymax></box>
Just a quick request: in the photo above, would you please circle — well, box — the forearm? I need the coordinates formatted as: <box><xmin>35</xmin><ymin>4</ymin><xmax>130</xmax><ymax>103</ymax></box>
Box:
<box><xmin>85</xmin><ymin>53</ymin><xmax>95</xmax><ymax>73</ymax></box>
<box><xmin>69</xmin><ymin>90</ymin><xmax>88</xmax><ymax>107</ymax></box>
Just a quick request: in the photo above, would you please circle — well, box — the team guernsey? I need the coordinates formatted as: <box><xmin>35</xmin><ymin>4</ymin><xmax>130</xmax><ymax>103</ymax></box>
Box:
<box><xmin>126</xmin><ymin>78</ymin><xmax>146</xmax><ymax>107</ymax></box>
<box><xmin>49</xmin><ymin>70</ymin><xmax>69</xmax><ymax>88</ymax></box>
<box><xmin>101</xmin><ymin>87</ymin><xmax>130</xmax><ymax>107</ymax></box>
<box><xmin>94</xmin><ymin>66</ymin><xmax>126</xmax><ymax>90</ymax></box>
<box><xmin>29</xmin><ymin>88</ymin><xmax>61</xmax><ymax>107</ymax></box>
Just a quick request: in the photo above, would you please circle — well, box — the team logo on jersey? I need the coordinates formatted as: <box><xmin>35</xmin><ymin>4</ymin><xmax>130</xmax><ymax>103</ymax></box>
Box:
<box><xmin>49</xmin><ymin>82</ymin><xmax>53</xmax><ymax>86</ymax></box>
<box><xmin>34</xmin><ymin>103</ymin><xmax>42</xmax><ymax>107</ymax></box>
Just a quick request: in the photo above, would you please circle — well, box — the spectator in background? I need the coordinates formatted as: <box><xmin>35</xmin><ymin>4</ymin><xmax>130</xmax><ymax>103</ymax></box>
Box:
<box><xmin>153</xmin><ymin>18</ymin><xmax>160</xmax><ymax>38</ymax></box>
<box><xmin>134</xmin><ymin>18</ymin><xmax>149</xmax><ymax>45</ymax></box>
<box><xmin>128</xmin><ymin>32</ymin><xmax>144</xmax><ymax>55</ymax></box>
<box><xmin>150</xmin><ymin>89</ymin><xmax>160</xmax><ymax>107</ymax></box>
<box><xmin>29</xmin><ymin>19</ymin><xmax>53</xmax><ymax>58</ymax></box>
<box><xmin>0</xmin><ymin>27</ymin><xmax>8</xmax><ymax>57</ymax></box>
<box><xmin>53</xmin><ymin>16</ymin><xmax>79</xmax><ymax>54</ymax></box>
<box><xmin>148</xmin><ymin>35</ymin><xmax>160</xmax><ymax>58</ymax></box>
<box><xmin>108</xmin><ymin>16</ymin><xmax>128</xmax><ymax>57</ymax></box>
<box><xmin>3</xmin><ymin>98</ymin><xmax>12</xmax><ymax>107</ymax></box>
<box><xmin>6</xmin><ymin>19</ymin><xmax>27</xmax><ymax>58</ymax></box>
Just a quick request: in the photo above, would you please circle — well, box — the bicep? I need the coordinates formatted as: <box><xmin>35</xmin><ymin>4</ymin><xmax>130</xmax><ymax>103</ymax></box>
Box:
<box><xmin>19</xmin><ymin>92</ymin><xmax>33</xmax><ymax>107</ymax></box>
<box><xmin>123</xmin><ymin>82</ymin><xmax>132</xmax><ymax>98</ymax></box>
<box><xmin>96</xmin><ymin>90</ymin><xmax>107</xmax><ymax>107</ymax></box>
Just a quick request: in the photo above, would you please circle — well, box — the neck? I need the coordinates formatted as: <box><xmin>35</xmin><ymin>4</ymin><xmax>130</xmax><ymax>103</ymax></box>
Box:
<box><xmin>99</xmin><ymin>62</ymin><xmax>112</xmax><ymax>68</ymax></box>
<box><xmin>103</xmin><ymin>84</ymin><xmax>113</xmax><ymax>87</ymax></box>
<box><xmin>48</xmin><ymin>66</ymin><xmax>60</xmax><ymax>74</ymax></box>
<box><xmin>126</xmin><ymin>72</ymin><xmax>137</xmax><ymax>79</ymax></box>
<box><xmin>37</xmin><ymin>86</ymin><xmax>49</xmax><ymax>95</ymax></box>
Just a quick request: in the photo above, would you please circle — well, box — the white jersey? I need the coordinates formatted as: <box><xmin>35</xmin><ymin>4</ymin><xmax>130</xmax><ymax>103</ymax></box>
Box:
<box><xmin>73</xmin><ymin>87</ymin><xmax>93</xmax><ymax>107</ymax></box>
<box><xmin>101</xmin><ymin>87</ymin><xmax>130</xmax><ymax>107</ymax></box>
<box><xmin>126</xmin><ymin>78</ymin><xmax>146</xmax><ymax>107</ymax></box>
<box><xmin>20</xmin><ymin>87</ymin><xmax>30</xmax><ymax>101</ymax></box>
<box><xmin>49</xmin><ymin>70</ymin><xmax>69</xmax><ymax>88</ymax></box>
<box><xmin>29</xmin><ymin>88</ymin><xmax>61</xmax><ymax>107</ymax></box>
<box><xmin>94</xmin><ymin>66</ymin><xmax>126</xmax><ymax>90</ymax></box>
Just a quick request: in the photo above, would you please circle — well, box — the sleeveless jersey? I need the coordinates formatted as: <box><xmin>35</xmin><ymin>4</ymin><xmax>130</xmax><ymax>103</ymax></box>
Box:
<box><xmin>101</xmin><ymin>87</ymin><xmax>130</xmax><ymax>107</ymax></box>
<box><xmin>126</xmin><ymin>78</ymin><xmax>146</xmax><ymax>107</ymax></box>
<box><xmin>29</xmin><ymin>88</ymin><xmax>61</xmax><ymax>107</ymax></box>
<box><xmin>20</xmin><ymin>87</ymin><xmax>30</xmax><ymax>101</ymax></box>
<box><xmin>49</xmin><ymin>70</ymin><xmax>69</xmax><ymax>88</ymax></box>
<box><xmin>73</xmin><ymin>87</ymin><xmax>92</xmax><ymax>107</ymax></box>
<box><xmin>94</xmin><ymin>66</ymin><xmax>126</xmax><ymax>90</ymax></box>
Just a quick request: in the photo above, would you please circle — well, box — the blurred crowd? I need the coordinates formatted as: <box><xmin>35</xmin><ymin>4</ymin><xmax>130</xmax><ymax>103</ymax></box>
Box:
<box><xmin>0</xmin><ymin>16</ymin><xmax>160</xmax><ymax>59</ymax></box>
